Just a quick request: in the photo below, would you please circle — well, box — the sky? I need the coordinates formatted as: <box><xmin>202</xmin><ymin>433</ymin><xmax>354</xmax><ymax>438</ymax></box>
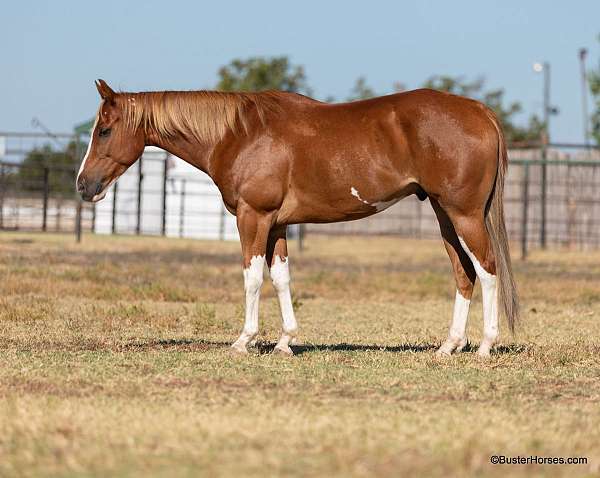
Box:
<box><xmin>1</xmin><ymin>0</ymin><xmax>599</xmax><ymax>143</ymax></box>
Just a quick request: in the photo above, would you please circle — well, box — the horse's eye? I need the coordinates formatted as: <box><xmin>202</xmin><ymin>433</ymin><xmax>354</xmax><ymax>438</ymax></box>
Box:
<box><xmin>99</xmin><ymin>127</ymin><xmax>111</xmax><ymax>138</ymax></box>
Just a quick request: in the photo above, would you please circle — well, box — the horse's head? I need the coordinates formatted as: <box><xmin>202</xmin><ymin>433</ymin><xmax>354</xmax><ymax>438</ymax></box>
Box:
<box><xmin>76</xmin><ymin>79</ymin><xmax>145</xmax><ymax>202</ymax></box>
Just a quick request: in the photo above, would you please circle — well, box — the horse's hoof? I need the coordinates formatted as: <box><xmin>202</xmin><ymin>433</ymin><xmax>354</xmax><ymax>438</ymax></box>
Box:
<box><xmin>230</xmin><ymin>344</ymin><xmax>248</xmax><ymax>355</ymax></box>
<box><xmin>476</xmin><ymin>349</ymin><xmax>491</xmax><ymax>359</ymax></box>
<box><xmin>436</xmin><ymin>339</ymin><xmax>458</xmax><ymax>357</ymax></box>
<box><xmin>273</xmin><ymin>345</ymin><xmax>294</xmax><ymax>356</ymax></box>
<box><xmin>455</xmin><ymin>338</ymin><xmax>468</xmax><ymax>353</ymax></box>
<box><xmin>435</xmin><ymin>348</ymin><xmax>452</xmax><ymax>359</ymax></box>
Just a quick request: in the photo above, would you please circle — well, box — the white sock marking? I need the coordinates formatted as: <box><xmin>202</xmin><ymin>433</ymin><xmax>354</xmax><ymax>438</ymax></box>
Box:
<box><xmin>232</xmin><ymin>255</ymin><xmax>265</xmax><ymax>351</ymax></box>
<box><xmin>438</xmin><ymin>290</ymin><xmax>471</xmax><ymax>355</ymax></box>
<box><xmin>270</xmin><ymin>256</ymin><xmax>298</xmax><ymax>351</ymax></box>
<box><xmin>449</xmin><ymin>290</ymin><xmax>470</xmax><ymax>341</ymax></box>
<box><xmin>458</xmin><ymin>236</ymin><xmax>498</xmax><ymax>354</ymax></box>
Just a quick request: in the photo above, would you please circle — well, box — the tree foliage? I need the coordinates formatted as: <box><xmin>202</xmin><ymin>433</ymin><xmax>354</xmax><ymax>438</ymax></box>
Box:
<box><xmin>423</xmin><ymin>75</ymin><xmax>544</xmax><ymax>144</ymax></box>
<box><xmin>346</xmin><ymin>77</ymin><xmax>376</xmax><ymax>101</ymax></box>
<box><xmin>216</xmin><ymin>56</ymin><xmax>311</xmax><ymax>94</ymax></box>
<box><xmin>591</xmin><ymin>74</ymin><xmax>600</xmax><ymax>145</ymax></box>
<box><xmin>589</xmin><ymin>39</ymin><xmax>600</xmax><ymax>145</ymax></box>
<box><xmin>17</xmin><ymin>141</ymin><xmax>82</xmax><ymax>196</ymax></box>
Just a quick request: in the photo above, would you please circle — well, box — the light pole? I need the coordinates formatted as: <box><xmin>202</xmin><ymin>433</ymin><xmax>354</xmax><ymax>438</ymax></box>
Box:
<box><xmin>579</xmin><ymin>48</ymin><xmax>590</xmax><ymax>149</ymax></box>
<box><xmin>533</xmin><ymin>61</ymin><xmax>550</xmax><ymax>249</ymax></box>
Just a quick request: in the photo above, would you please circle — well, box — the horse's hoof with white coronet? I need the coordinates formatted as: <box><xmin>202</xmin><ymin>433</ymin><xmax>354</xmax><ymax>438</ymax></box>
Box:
<box><xmin>273</xmin><ymin>345</ymin><xmax>294</xmax><ymax>356</ymax></box>
<box><xmin>230</xmin><ymin>343</ymin><xmax>248</xmax><ymax>355</ymax></box>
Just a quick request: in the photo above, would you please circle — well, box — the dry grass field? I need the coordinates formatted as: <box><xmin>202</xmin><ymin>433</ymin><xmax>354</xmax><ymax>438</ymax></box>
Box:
<box><xmin>1</xmin><ymin>232</ymin><xmax>599</xmax><ymax>477</ymax></box>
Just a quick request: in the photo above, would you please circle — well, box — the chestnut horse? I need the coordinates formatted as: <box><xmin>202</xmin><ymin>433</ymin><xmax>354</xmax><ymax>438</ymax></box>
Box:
<box><xmin>77</xmin><ymin>80</ymin><xmax>518</xmax><ymax>358</ymax></box>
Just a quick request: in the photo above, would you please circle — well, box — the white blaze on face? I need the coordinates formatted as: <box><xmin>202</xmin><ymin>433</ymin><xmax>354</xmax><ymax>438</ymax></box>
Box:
<box><xmin>76</xmin><ymin>103</ymin><xmax>102</xmax><ymax>187</ymax></box>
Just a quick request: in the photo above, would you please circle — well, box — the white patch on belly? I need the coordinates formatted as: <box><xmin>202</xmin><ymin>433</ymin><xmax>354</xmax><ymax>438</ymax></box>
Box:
<box><xmin>350</xmin><ymin>187</ymin><xmax>370</xmax><ymax>205</ymax></box>
<box><xmin>351</xmin><ymin>186</ymin><xmax>400</xmax><ymax>212</ymax></box>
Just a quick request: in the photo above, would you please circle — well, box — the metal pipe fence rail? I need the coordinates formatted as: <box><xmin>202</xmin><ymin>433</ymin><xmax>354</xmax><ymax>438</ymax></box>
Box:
<box><xmin>0</xmin><ymin>160</ymin><xmax>94</xmax><ymax>236</ymax></box>
<box><xmin>307</xmin><ymin>157</ymin><xmax>600</xmax><ymax>258</ymax></box>
<box><xmin>89</xmin><ymin>151</ymin><xmax>236</xmax><ymax>240</ymax></box>
<box><xmin>2</xmin><ymin>131</ymin><xmax>600</xmax><ymax>258</ymax></box>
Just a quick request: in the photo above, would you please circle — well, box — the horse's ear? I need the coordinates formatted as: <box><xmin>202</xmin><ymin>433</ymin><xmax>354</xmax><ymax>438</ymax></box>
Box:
<box><xmin>95</xmin><ymin>79</ymin><xmax>116</xmax><ymax>102</ymax></box>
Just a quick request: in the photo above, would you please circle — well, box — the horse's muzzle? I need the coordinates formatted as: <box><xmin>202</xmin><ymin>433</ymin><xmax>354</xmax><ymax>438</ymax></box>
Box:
<box><xmin>77</xmin><ymin>177</ymin><xmax>103</xmax><ymax>202</ymax></box>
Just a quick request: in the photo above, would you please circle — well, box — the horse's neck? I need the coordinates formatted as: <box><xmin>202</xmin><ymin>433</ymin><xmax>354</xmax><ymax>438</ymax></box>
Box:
<box><xmin>146</xmin><ymin>129</ymin><xmax>217</xmax><ymax>176</ymax></box>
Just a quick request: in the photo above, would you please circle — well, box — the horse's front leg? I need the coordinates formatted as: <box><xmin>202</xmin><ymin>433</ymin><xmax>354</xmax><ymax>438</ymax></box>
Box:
<box><xmin>230</xmin><ymin>204</ymin><xmax>274</xmax><ymax>354</ymax></box>
<box><xmin>266</xmin><ymin>226</ymin><xmax>298</xmax><ymax>356</ymax></box>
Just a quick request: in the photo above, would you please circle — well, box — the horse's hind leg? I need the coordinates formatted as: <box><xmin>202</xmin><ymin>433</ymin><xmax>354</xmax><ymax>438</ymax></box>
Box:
<box><xmin>446</xmin><ymin>208</ymin><xmax>498</xmax><ymax>358</ymax></box>
<box><xmin>266</xmin><ymin>225</ymin><xmax>298</xmax><ymax>356</ymax></box>
<box><xmin>431</xmin><ymin>199</ymin><xmax>476</xmax><ymax>356</ymax></box>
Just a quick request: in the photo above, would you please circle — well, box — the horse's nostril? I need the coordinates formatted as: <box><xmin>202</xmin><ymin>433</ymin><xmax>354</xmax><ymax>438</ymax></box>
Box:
<box><xmin>76</xmin><ymin>179</ymin><xmax>85</xmax><ymax>193</ymax></box>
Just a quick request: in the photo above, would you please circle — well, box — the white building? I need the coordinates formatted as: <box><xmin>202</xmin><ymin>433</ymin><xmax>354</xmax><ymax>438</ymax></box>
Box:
<box><xmin>93</xmin><ymin>147</ymin><xmax>240</xmax><ymax>240</ymax></box>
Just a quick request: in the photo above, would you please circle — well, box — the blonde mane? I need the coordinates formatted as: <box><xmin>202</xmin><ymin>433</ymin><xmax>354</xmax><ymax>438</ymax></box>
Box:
<box><xmin>118</xmin><ymin>90</ymin><xmax>283</xmax><ymax>143</ymax></box>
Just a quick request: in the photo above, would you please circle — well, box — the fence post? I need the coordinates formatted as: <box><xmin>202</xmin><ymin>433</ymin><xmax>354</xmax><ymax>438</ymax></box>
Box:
<box><xmin>416</xmin><ymin>200</ymin><xmax>422</xmax><ymax>239</ymax></box>
<box><xmin>74</xmin><ymin>136</ymin><xmax>83</xmax><ymax>243</ymax></box>
<box><xmin>161</xmin><ymin>153</ymin><xmax>168</xmax><ymax>236</ymax></box>
<box><xmin>0</xmin><ymin>164</ymin><xmax>5</xmax><ymax>229</ymax></box>
<box><xmin>219</xmin><ymin>202</ymin><xmax>226</xmax><ymax>240</ymax></box>
<box><xmin>42</xmin><ymin>166</ymin><xmax>49</xmax><ymax>232</ymax></box>
<box><xmin>521</xmin><ymin>162</ymin><xmax>530</xmax><ymax>260</ymax></box>
<box><xmin>56</xmin><ymin>200</ymin><xmax>62</xmax><ymax>231</ymax></box>
<box><xmin>298</xmin><ymin>224</ymin><xmax>305</xmax><ymax>252</ymax></box>
<box><xmin>540</xmin><ymin>146</ymin><xmax>547</xmax><ymax>248</ymax></box>
<box><xmin>111</xmin><ymin>182</ymin><xmax>118</xmax><ymax>234</ymax></box>
<box><xmin>136</xmin><ymin>156</ymin><xmax>143</xmax><ymax>235</ymax></box>
<box><xmin>75</xmin><ymin>199</ymin><xmax>82</xmax><ymax>243</ymax></box>
<box><xmin>179</xmin><ymin>179</ymin><xmax>186</xmax><ymax>238</ymax></box>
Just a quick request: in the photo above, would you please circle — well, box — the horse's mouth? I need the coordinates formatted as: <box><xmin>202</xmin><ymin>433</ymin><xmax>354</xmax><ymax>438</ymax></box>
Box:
<box><xmin>86</xmin><ymin>177</ymin><xmax>117</xmax><ymax>203</ymax></box>
<box><xmin>90</xmin><ymin>190</ymin><xmax>108</xmax><ymax>202</ymax></box>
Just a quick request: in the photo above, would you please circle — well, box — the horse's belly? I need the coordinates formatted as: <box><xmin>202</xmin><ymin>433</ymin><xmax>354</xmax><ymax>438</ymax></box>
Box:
<box><xmin>279</xmin><ymin>179</ymin><xmax>416</xmax><ymax>225</ymax></box>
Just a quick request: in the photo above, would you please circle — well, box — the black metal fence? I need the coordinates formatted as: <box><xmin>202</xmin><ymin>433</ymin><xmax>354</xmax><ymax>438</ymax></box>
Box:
<box><xmin>89</xmin><ymin>150</ymin><xmax>238</xmax><ymax>240</ymax></box>
<box><xmin>308</xmin><ymin>147</ymin><xmax>600</xmax><ymax>258</ymax></box>
<box><xmin>0</xmin><ymin>133</ymin><xmax>237</xmax><ymax>241</ymax></box>
<box><xmin>0</xmin><ymin>132</ymin><xmax>95</xmax><ymax>240</ymax></box>
<box><xmin>2</xmin><ymin>131</ymin><xmax>600</xmax><ymax>259</ymax></box>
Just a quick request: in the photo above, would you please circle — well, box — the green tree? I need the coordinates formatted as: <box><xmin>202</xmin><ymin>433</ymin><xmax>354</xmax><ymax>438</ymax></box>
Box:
<box><xmin>423</xmin><ymin>75</ymin><xmax>484</xmax><ymax>97</ymax></box>
<box><xmin>423</xmin><ymin>75</ymin><xmax>544</xmax><ymax>144</ymax></box>
<box><xmin>347</xmin><ymin>76</ymin><xmax>376</xmax><ymax>101</ymax></box>
<box><xmin>216</xmin><ymin>56</ymin><xmax>311</xmax><ymax>94</ymax></box>
<box><xmin>589</xmin><ymin>39</ymin><xmax>600</xmax><ymax>145</ymax></box>
<box><xmin>591</xmin><ymin>78</ymin><xmax>600</xmax><ymax>144</ymax></box>
<box><xmin>17</xmin><ymin>141</ymin><xmax>83</xmax><ymax>196</ymax></box>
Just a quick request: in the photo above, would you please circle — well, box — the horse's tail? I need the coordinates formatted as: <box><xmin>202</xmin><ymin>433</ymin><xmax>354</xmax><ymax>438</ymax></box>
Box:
<box><xmin>484</xmin><ymin>108</ymin><xmax>520</xmax><ymax>334</ymax></box>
